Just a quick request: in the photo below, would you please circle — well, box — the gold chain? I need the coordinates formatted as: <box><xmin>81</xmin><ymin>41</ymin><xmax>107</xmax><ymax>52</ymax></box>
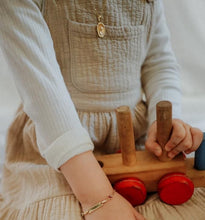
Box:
<box><xmin>73</xmin><ymin>1</ymin><xmax>107</xmax><ymax>38</ymax></box>
<box><xmin>81</xmin><ymin>190</ymin><xmax>115</xmax><ymax>217</ymax></box>
<box><xmin>92</xmin><ymin>1</ymin><xmax>107</xmax><ymax>38</ymax></box>
<box><xmin>93</xmin><ymin>1</ymin><xmax>107</xmax><ymax>22</ymax></box>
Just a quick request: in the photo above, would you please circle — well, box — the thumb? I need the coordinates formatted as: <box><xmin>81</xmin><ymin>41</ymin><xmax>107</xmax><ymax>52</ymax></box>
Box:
<box><xmin>145</xmin><ymin>122</ymin><xmax>162</xmax><ymax>157</ymax></box>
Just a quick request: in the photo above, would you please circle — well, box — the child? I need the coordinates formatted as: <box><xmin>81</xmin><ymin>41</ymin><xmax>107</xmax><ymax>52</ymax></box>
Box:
<box><xmin>0</xmin><ymin>0</ymin><xmax>203</xmax><ymax>219</ymax></box>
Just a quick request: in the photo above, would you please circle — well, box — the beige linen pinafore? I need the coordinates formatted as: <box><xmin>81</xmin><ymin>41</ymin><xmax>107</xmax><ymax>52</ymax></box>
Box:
<box><xmin>0</xmin><ymin>0</ymin><xmax>205</xmax><ymax>219</ymax></box>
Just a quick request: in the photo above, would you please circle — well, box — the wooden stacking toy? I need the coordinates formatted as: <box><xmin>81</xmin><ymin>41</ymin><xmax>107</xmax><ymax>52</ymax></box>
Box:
<box><xmin>95</xmin><ymin>101</ymin><xmax>205</xmax><ymax>206</ymax></box>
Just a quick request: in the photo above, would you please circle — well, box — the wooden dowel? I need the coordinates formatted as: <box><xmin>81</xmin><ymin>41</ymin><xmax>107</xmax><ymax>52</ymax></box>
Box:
<box><xmin>157</xmin><ymin>101</ymin><xmax>173</xmax><ymax>162</ymax></box>
<box><xmin>116</xmin><ymin>106</ymin><xmax>137</xmax><ymax>166</ymax></box>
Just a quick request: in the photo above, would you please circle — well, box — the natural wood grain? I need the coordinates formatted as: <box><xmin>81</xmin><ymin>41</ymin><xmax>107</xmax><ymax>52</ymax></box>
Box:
<box><xmin>96</xmin><ymin>151</ymin><xmax>186</xmax><ymax>192</ymax></box>
<box><xmin>95</xmin><ymin>102</ymin><xmax>205</xmax><ymax>193</ymax></box>
<box><xmin>115</xmin><ymin>106</ymin><xmax>137</xmax><ymax>166</ymax></box>
<box><xmin>186</xmin><ymin>158</ymin><xmax>205</xmax><ymax>187</ymax></box>
<box><xmin>157</xmin><ymin>101</ymin><xmax>173</xmax><ymax>161</ymax></box>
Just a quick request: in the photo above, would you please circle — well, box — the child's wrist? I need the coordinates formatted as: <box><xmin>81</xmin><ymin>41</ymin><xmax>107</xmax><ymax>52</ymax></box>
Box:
<box><xmin>60</xmin><ymin>151</ymin><xmax>113</xmax><ymax>206</ymax></box>
<box><xmin>81</xmin><ymin>189</ymin><xmax>116</xmax><ymax>216</ymax></box>
<box><xmin>76</xmin><ymin>171</ymin><xmax>113</xmax><ymax>207</ymax></box>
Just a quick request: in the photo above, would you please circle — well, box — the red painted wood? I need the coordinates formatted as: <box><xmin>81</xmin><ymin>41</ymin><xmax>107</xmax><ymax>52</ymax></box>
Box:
<box><xmin>158</xmin><ymin>172</ymin><xmax>194</xmax><ymax>205</ymax></box>
<box><xmin>114</xmin><ymin>177</ymin><xmax>147</xmax><ymax>206</ymax></box>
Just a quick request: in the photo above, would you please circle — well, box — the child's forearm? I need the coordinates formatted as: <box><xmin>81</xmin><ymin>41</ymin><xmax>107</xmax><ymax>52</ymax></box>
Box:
<box><xmin>60</xmin><ymin>150</ymin><xmax>113</xmax><ymax>208</ymax></box>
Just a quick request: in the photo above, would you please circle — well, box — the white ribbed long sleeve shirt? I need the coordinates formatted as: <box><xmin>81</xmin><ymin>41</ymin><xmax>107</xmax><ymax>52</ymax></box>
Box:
<box><xmin>0</xmin><ymin>0</ymin><xmax>94</xmax><ymax>170</ymax></box>
<box><xmin>0</xmin><ymin>0</ymin><xmax>181</xmax><ymax>170</ymax></box>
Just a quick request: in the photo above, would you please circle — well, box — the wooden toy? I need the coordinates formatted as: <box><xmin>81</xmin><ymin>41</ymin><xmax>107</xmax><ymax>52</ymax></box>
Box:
<box><xmin>95</xmin><ymin>101</ymin><xmax>205</xmax><ymax>206</ymax></box>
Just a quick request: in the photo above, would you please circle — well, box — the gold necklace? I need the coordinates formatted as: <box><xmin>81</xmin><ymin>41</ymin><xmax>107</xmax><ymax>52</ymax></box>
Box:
<box><xmin>96</xmin><ymin>15</ymin><xmax>106</xmax><ymax>38</ymax></box>
<box><xmin>93</xmin><ymin>2</ymin><xmax>106</xmax><ymax>38</ymax></box>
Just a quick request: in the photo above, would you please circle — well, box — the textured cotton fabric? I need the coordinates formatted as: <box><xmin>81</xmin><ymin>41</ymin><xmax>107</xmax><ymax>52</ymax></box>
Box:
<box><xmin>2</xmin><ymin>0</ymin><xmax>202</xmax><ymax>219</ymax></box>
<box><xmin>0</xmin><ymin>0</ymin><xmax>181</xmax><ymax>170</ymax></box>
<box><xmin>0</xmin><ymin>106</ymin><xmax>205</xmax><ymax>220</ymax></box>
<box><xmin>0</xmin><ymin>0</ymin><xmax>94</xmax><ymax>170</ymax></box>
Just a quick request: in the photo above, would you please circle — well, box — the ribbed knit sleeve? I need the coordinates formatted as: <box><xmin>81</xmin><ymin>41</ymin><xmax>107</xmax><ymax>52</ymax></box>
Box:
<box><xmin>0</xmin><ymin>0</ymin><xmax>94</xmax><ymax>170</ymax></box>
<box><xmin>141</xmin><ymin>0</ymin><xmax>182</xmax><ymax>126</ymax></box>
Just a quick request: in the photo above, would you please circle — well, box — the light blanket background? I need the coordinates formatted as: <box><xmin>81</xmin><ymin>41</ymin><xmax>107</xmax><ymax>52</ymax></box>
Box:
<box><xmin>0</xmin><ymin>0</ymin><xmax>205</xmax><ymax>183</ymax></box>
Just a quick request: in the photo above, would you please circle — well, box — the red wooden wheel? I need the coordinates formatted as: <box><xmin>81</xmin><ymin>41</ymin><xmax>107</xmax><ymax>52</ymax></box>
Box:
<box><xmin>158</xmin><ymin>172</ymin><xmax>194</xmax><ymax>205</ymax></box>
<box><xmin>113</xmin><ymin>177</ymin><xmax>147</xmax><ymax>206</ymax></box>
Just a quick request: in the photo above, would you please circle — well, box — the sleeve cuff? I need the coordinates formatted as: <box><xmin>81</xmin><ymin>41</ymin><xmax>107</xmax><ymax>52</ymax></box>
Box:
<box><xmin>41</xmin><ymin>126</ymin><xmax>94</xmax><ymax>171</ymax></box>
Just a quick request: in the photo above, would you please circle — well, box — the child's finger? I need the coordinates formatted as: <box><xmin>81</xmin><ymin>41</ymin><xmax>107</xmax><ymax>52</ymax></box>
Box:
<box><xmin>185</xmin><ymin>127</ymin><xmax>203</xmax><ymax>154</ymax></box>
<box><xmin>145</xmin><ymin>140</ymin><xmax>162</xmax><ymax>157</ymax></box>
<box><xmin>145</xmin><ymin>122</ymin><xmax>162</xmax><ymax>156</ymax></box>
<box><xmin>168</xmin><ymin>124</ymin><xmax>192</xmax><ymax>158</ymax></box>
<box><xmin>165</xmin><ymin>120</ymin><xmax>186</xmax><ymax>152</ymax></box>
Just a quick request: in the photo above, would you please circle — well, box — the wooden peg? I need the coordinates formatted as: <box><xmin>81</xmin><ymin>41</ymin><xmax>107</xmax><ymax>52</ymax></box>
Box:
<box><xmin>116</xmin><ymin>106</ymin><xmax>137</xmax><ymax>166</ymax></box>
<box><xmin>96</xmin><ymin>102</ymin><xmax>205</xmax><ymax>193</ymax></box>
<box><xmin>157</xmin><ymin>101</ymin><xmax>173</xmax><ymax>161</ymax></box>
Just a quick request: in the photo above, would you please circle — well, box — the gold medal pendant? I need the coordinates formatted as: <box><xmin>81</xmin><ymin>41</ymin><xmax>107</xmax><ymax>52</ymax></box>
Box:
<box><xmin>96</xmin><ymin>15</ymin><xmax>105</xmax><ymax>38</ymax></box>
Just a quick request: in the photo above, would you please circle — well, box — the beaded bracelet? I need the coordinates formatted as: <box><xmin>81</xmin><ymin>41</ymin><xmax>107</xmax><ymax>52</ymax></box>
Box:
<box><xmin>81</xmin><ymin>190</ymin><xmax>115</xmax><ymax>217</ymax></box>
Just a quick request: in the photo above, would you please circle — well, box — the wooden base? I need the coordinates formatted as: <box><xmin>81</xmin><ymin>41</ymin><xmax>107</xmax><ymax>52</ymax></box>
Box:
<box><xmin>96</xmin><ymin>151</ymin><xmax>205</xmax><ymax>192</ymax></box>
<box><xmin>96</xmin><ymin>151</ymin><xmax>185</xmax><ymax>192</ymax></box>
<box><xmin>186</xmin><ymin>158</ymin><xmax>205</xmax><ymax>188</ymax></box>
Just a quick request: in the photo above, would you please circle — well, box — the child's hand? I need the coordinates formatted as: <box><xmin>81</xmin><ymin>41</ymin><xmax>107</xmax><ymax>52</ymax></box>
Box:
<box><xmin>83</xmin><ymin>191</ymin><xmax>145</xmax><ymax>220</ymax></box>
<box><xmin>60</xmin><ymin>151</ymin><xmax>145</xmax><ymax>220</ymax></box>
<box><xmin>145</xmin><ymin>119</ymin><xmax>203</xmax><ymax>158</ymax></box>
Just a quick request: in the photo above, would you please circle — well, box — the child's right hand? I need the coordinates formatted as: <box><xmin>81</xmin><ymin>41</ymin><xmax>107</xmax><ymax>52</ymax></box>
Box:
<box><xmin>83</xmin><ymin>191</ymin><xmax>145</xmax><ymax>220</ymax></box>
<box><xmin>145</xmin><ymin>119</ymin><xmax>203</xmax><ymax>158</ymax></box>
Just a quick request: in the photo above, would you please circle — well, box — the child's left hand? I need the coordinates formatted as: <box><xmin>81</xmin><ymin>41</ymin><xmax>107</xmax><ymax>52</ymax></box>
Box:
<box><xmin>145</xmin><ymin>119</ymin><xmax>203</xmax><ymax>159</ymax></box>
